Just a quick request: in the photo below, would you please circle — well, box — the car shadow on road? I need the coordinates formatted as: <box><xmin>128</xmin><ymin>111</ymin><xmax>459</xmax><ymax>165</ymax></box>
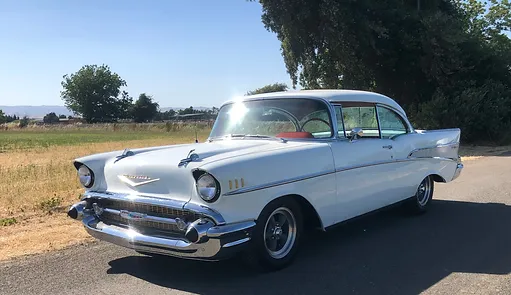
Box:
<box><xmin>106</xmin><ymin>200</ymin><xmax>511</xmax><ymax>295</ymax></box>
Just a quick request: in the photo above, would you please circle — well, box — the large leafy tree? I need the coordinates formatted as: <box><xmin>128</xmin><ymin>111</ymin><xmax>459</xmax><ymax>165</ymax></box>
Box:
<box><xmin>60</xmin><ymin>64</ymin><xmax>133</xmax><ymax>123</ymax></box>
<box><xmin>132</xmin><ymin>93</ymin><xmax>159</xmax><ymax>123</ymax></box>
<box><xmin>250</xmin><ymin>0</ymin><xmax>511</xmax><ymax>143</ymax></box>
<box><xmin>246</xmin><ymin>82</ymin><xmax>288</xmax><ymax>95</ymax></box>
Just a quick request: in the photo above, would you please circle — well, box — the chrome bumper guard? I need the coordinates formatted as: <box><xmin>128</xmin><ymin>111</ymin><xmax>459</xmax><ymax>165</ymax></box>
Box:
<box><xmin>69</xmin><ymin>192</ymin><xmax>255</xmax><ymax>261</ymax></box>
<box><xmin>451</xmin><ymin>157</ymin><xmax>464</xmax><ymax>181</ymax></box>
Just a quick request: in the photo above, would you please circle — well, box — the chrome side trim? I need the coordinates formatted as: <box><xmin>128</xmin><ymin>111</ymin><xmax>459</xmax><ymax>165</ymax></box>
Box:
<box><xmin>224</xmin><ymin>156</ymin><xmax>459</xmax><ymax>196</ymax></box>
<box><xmin>335</xmin><ymin>157</ymin><xmax>457</xmax><ymax>173</ymax></box>
<box><xmin>408</xmin><ymin>142</ymin><xmax>460</xmax><ymax>160</ymax></box>
<box><xmin>222</xmin><ymin>169</ymin><xmax>336</xmax><ymax>196</ymax></box>
<box><xmin>82</xmin><ymin>191</ymin><xmax>226</xmax><ymax>225</ymax></box>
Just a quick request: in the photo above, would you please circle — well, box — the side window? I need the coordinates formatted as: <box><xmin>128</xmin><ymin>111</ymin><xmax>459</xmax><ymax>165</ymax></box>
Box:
<box><xmin>300</xmin><ymin>109</ymin><xmax>333</xmax><ymax>138</ymax></box>
<box><xmin>377</xmin><ymin>106</ymin><xmax>408</xmax><ymax>139</ymax></box>
<box><xmin>342</xmin><ymin>105</ymin><xmax>380</xmax><ymax>138</ymax></box>
<box><xmin>334</xmin><ymin>106</ymin><xmax>346</xmax><ymax>137</ymax></box>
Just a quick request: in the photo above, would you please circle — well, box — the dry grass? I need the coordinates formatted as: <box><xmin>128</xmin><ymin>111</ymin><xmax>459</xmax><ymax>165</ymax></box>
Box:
<box><xmin>0</xmin><ymin>128</ymin><xmax>209</xmax><ymax>261</ymax></box>
<box><xmin>0</xmin><ymin>135</ymin><xmax>208</xmax><ymax>218</ymax></box>
<box><xmin>0</xmin><ymin>214</ymin><xmax>93</xmax><ymax>260</ymax></box>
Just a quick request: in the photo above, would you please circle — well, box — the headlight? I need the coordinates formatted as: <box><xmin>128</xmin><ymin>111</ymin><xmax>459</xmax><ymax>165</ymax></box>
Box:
<box><xmin>77</xmin><ymin>165</ymin><xmax>94</xmax><ymax>188</ymax></box>
<box><xmin>196</xmin><ymin>173</ymin><xmax>220</xmax><ymax>202</ymax></box>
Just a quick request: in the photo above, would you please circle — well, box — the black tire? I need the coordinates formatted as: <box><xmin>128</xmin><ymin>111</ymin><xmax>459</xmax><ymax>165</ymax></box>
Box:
<box><xmin>243</xmin><ymin>197</ymin><xmax>303</xmax><ymax>272</ymax></box>
<box><xmin>406</xmin><ymin>175</ymin><xmax>434</xmax><ymax>214</ymax></box>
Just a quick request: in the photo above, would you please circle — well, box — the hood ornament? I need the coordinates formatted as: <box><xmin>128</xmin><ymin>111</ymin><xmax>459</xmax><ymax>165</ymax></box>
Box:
<box><xmin>114</xmin><ymin>148</ymin><xmax>135</xmax><ymax>163</ymax></box>
<box><xmin>178</xmin><ymin>149</ymin><xmax>200</xmax><ymax>167</ymax></box>
<box><xmin>118</xmin><ymin>174</ymin><xmax>160</xmax><ymax>187</ymax></box>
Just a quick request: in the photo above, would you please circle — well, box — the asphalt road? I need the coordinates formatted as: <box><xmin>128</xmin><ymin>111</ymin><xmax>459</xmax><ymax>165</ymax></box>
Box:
<box><xmin>2</xmin><ymin>156</ymin><xmax>511</xmax><ymax>295</ymax></box>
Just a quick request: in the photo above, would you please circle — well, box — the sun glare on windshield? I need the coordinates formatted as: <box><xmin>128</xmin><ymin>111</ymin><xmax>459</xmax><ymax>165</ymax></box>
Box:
<box><xmin>226</xmin><ymin>101</ymin><xmax>249</xmax><ymax>127</ymax></box>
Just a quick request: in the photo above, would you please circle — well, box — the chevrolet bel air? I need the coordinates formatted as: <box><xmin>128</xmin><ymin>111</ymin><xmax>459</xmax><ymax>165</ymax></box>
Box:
<box><xmin>67</xmin><ymin>89</ymin><xmax>463</xmax><ymax>271</ymax></box>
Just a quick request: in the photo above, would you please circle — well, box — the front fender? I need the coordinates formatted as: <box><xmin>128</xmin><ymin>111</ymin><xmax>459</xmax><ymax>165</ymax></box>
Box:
<box><xmin>189</xmin><ymin>142</ymin><xmax>338</xmax><ymax>227</ymax></box>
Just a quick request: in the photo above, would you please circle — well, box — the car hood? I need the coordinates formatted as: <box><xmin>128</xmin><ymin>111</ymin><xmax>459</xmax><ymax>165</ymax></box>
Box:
<box><xmin>78</xmin><ymin>139</ymin><xmax>294</xmax><ymax>202</ymax></box>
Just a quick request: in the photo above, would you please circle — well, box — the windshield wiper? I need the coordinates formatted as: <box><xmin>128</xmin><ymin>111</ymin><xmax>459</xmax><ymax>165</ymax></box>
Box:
<box><xmin>209</xmin><ymin>134</ymin><xmax>287</xmax><ymax>143</ymax></box>
<box><xmin>226</xmin><ymin>134</ymin><xmax>288</xmax><ymax>143</ymax></box>
<box><xmin>228</xmin><ymin>134</ymin><xmax>272</xmax><ymax>139</ymax></box>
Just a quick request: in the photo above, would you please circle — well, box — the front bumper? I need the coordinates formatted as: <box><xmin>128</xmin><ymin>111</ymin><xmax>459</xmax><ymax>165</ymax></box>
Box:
<box><xmin>69</xmin><ymin>193</ymin><xmax>255</xmax><ymax>261</ymax></box>
<box><xmin>451</xmin><ymin>157</ymin><xmax>464</xmax><ymax>181</ymax></box>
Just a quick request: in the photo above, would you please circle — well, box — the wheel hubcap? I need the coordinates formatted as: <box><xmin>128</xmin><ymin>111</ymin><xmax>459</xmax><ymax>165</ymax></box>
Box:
<box><xmin>263</xmin><ymin>207</ymin><xmax>297</xmax><ymax>259</ymax></box>
<box><xmin>417</xmin><ymin>177</ymin><xmax>432</xmax><ymax>206</ymax></box>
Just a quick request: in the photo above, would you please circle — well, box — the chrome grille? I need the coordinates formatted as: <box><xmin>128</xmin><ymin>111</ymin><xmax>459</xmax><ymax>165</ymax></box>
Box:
<box><xmin>90</xmin><ymin>198</ymin><xmax>201</xmax><ymax>237</ymax></box>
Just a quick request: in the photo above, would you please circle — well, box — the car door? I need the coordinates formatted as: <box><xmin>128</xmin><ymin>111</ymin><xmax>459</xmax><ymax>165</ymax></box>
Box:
<box><xmin>375</xmin><ymin>104</ymin><xmax>418</xmax><ymax>202</ymax></box>
<box><xmin>329</xmin><ymin>103</ymin><xmax>396</xmax><ymax>222</ymax></box>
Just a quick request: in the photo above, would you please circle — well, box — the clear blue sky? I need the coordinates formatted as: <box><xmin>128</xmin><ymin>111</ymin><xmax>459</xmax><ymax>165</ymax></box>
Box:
<box><xmin>0</xmin><ymin>0</ymin><xmax>291</xmax><ymax>108</ymax></box>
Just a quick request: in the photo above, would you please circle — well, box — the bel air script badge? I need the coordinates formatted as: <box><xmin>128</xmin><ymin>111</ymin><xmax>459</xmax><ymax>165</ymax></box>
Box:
<box><xmin>118</xmin><ymin>174</ymin><xmax>160</xmax><ymax>187</ymax></box>
<box><xmin>119</xmin><ymin>210</ymin><xmax>147</xmax><ymax>221</ymax></box>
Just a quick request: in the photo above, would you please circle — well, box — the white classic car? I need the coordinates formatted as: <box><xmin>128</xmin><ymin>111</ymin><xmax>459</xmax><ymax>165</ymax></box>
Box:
<box><xmin>68</xmin><ymin>89</ymin><xmax>463</xmax><ymax>271</ymax></box>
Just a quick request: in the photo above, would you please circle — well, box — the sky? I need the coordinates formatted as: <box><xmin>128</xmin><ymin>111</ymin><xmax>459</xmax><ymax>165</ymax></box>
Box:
<box><xmin>0</xmin><ymin>0</ymin><xmax>291</xmax><ymax>108</ymax></box>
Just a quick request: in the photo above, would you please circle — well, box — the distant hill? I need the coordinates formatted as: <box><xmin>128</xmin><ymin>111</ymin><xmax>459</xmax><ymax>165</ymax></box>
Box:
<box><xmin>0</xmin><ymin>106</ymin><xmax>75</xmax><ymax>118</ymax></box>
<box><xmin>0</xmin><ymin>105</ymin><xmax>213</xmax><ymax>118</ymax></box>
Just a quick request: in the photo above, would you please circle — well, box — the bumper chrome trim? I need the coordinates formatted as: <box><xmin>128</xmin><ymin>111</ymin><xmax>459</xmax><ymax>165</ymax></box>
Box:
<box><xmin>451</xmin><ymin>157</ymin><xmax>463</xmax><ymax>181</ymax></box>
<box><xmin>82</xmin><ymin>215</ymin><xmax>255</xmax><ymax>260</ymax></box>
<box><xmin>452</xmin><ymin>163</ymin><xmax>463</xmax><ymax>181</ymax></box>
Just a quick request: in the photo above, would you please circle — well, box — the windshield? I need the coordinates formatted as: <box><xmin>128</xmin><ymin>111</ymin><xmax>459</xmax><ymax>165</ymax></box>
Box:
<box><xmin>209</xmin><ymin>98</ymin><xmax>333</xmax><ymax>139</ymax></box>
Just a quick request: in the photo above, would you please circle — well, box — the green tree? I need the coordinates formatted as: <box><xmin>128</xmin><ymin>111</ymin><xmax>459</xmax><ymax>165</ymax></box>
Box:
<box><xmin>178</xmin><ymin>106</ymin><xmax>201</xmax><ymax>115</ymax></box>
<box><xmin>0</xmin><ymin>110</ymin><xmax>6</xmax><ymax>124</ymax></box>
<box><xmin>43</xmin><ymin>112</ymin><xmax>60</xmax><ymax>124</ymax></box>
<box><xmin>250</xmin><ymin>0</ymin><xmax>511</xmax><ymax>143</ymax></box>
<box><xmin>154</xmin><ymin>109</ymin><xmax>176</xmax><ymax>121</ymax></box>
<box><xmin>132</xmin><ymin>93</ymin><xmax>159</xmax><ymax>123</ymax></box>
<box><xmin>60</xmin><ymin>64</ymin><xmax>133</xmax><ymax>123</ymax></box>
<box><xmin>246</xmin><ymin>82</ymin><xmax>288</xmax><ymax>95</ymax></box>
<box><xmin>18</xmin><ymin>116</ymin><xmax>29</xmax><ymax>128</ymax></box>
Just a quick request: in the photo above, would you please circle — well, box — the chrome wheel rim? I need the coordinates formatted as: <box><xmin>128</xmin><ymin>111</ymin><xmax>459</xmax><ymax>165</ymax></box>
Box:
<box><xmin>416</xmin><ymin>177</ymin><xmax>432</xmax><ymax>206</ymax></box>
<box><xmin>263</xmin><ymin>207</ymin><xmax>297</xmax><ymax>259</ymax></box>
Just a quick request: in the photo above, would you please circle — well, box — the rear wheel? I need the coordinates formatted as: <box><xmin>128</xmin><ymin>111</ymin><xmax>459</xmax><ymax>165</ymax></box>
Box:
<box><xmin>407</xmin><ymin>175</ymin><xmax>434</xmax><ymax>213</ymax></box>
<box><xmin>243</xmin><ymin>197</ymin><xmax>303</xmax><ymax>272</ymax></box>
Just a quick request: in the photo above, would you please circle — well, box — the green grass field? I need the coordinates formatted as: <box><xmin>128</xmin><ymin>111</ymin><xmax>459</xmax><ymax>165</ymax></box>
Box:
<box><xmin>0</xmin><ymin>130</ymin><xmax>171</xmax><ymax>151</ymax></box>
<box><xmin>0</xmin><ymin>123</ymin><xmax>212</xmax><ymax>152</ymax></box>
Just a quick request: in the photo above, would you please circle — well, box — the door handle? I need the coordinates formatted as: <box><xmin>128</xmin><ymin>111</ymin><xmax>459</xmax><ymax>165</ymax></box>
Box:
<box><xmin>382</xmin><ymin>145</ymin><xmax>393</xmax><ymax>149</ymax></box>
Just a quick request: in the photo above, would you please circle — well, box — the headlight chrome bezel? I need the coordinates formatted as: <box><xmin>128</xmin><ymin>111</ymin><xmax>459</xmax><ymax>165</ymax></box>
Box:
<box><xmin>77</xmin><ymin>164</ymin><xmax>94</xmax><ymax>188</ymax></box>
<box><xmin>195</xmin><ymin>171</ymin><xmax>221</xmax><ymax>203</ymax></box>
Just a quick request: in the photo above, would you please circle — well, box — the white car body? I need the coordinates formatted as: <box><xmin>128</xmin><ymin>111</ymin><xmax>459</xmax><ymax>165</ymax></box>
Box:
<box><xmin>68</xmin><ymin>89</ymin><xmax>463</xmax><ymax>269</ymax></box>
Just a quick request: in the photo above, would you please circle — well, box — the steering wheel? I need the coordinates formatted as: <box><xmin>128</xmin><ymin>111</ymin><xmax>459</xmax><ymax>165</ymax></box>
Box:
<box><xmin>300</xmin><ymin>118</ymin><xmax>331</xmax><ymax>132</ymax></box>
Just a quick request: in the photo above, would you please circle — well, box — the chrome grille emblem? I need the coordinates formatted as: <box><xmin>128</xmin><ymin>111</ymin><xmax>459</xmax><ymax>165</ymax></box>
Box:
<box><xmin>118</xmin><ymin>174</ymin><xmax>160</xmax><ymax>187</ymax></box>
<box><xmin>119</xmin><ymin>210</ymin><xmax>147</xmax><ymax>221</ymax></box>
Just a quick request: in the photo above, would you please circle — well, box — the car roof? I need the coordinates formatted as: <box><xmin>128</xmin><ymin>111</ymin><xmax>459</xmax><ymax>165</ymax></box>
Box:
<box><xmin>224</xmin><ymin>89</ymin><xmax>408</xmax><ymax>118</ymax></box>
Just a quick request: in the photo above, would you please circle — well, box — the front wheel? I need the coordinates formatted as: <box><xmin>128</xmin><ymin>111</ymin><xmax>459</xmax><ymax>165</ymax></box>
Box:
<box><xmin>243</xmin><ymin>197</ymin><xmax>303</xmax><ymax>272</ymax></box>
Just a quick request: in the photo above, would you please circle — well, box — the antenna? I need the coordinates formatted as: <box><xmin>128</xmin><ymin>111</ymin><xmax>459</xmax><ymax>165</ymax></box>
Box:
<box><xmin>194</xmin><ymin>116</ymin><xmax>198</xmax><ymax>143</ymax></box>
<box><xmin>195</xmin><ymin>121</ymin><xmax>198</xmax><ymax>143</ymax></box>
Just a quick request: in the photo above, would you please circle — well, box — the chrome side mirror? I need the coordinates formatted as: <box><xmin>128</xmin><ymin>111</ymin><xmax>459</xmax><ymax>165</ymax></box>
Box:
<box><xmin>348</xmin><ymin>127</ymin><xmax>363</xmax><ymax>141</ymax></box>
